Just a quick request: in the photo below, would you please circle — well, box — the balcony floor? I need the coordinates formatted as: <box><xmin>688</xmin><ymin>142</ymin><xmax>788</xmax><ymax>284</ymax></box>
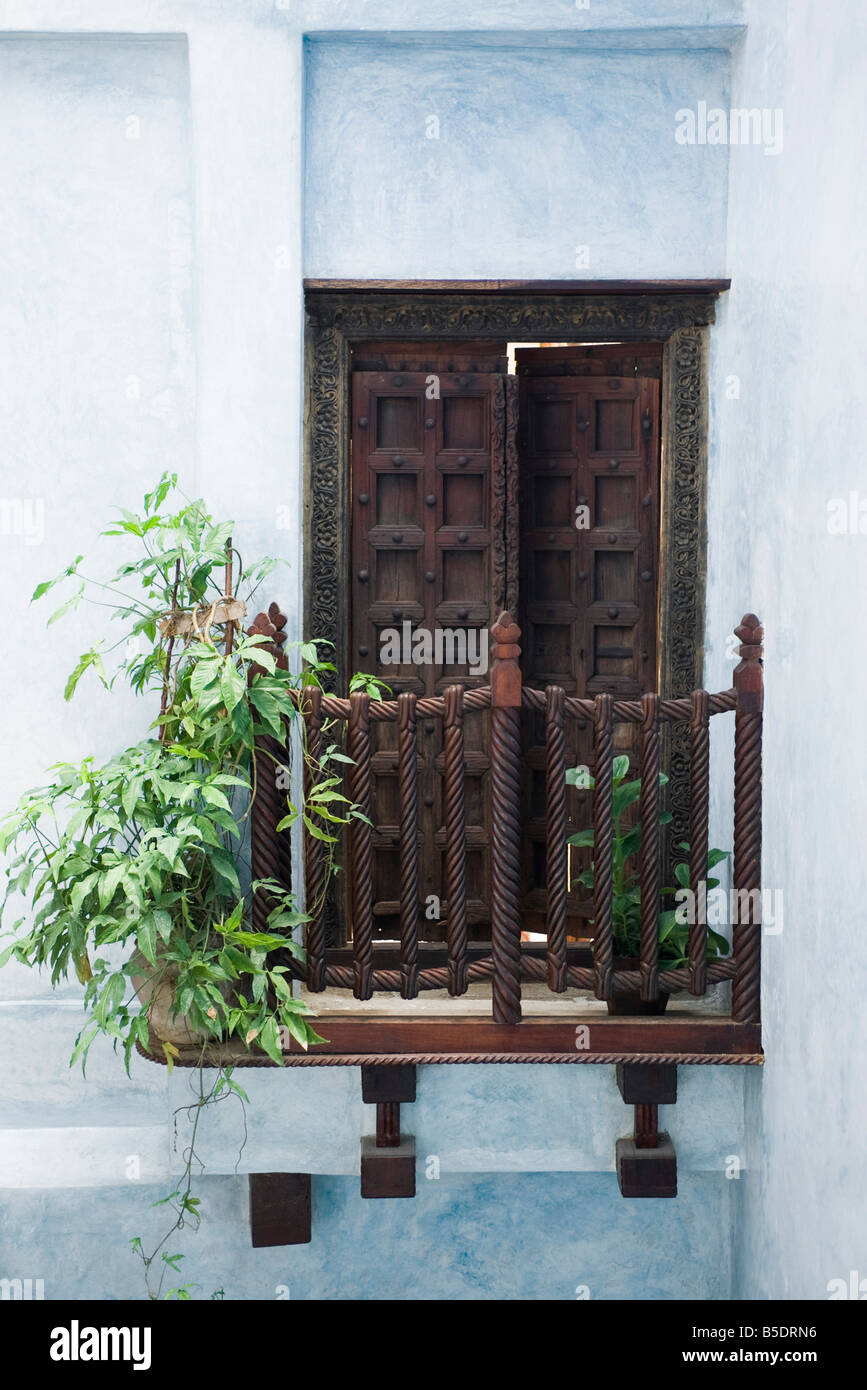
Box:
<box><xmin>298</xmin><ymin>981</ymin><xmax>731</xmax><ymax>1018</ymax></box>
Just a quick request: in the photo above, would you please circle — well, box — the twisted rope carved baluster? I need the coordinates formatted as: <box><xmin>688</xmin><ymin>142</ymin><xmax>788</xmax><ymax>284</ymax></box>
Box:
<box><xmin>259</xmin><ymin>947</ymin><xmax>738</xmax><ymax>991</ymax></box>
<box><xmin>639</xmin><ymin>692</ymin><xmax>660</xmax><ymax>1002</ymax></box>
<box><xmin>247</xmin><ymin>606</ymin><xmax>291</xmax><ymax>938</ymax></box>
<box><xmin>490</xmin><ymin>613</ymin><xmax>523</xmax><ymax>1025</ymax></box>
<box><xmin>593</xmin><ymin>692</ymin><xmax>614</xmax><ymax>1000</ymax></box>
<box><xmin>319</xmin><ymin>686</ymin><xmax>736</xmax><ymax>726</ymax></box>
<box><xmin>732</xmin><ymin>614</ymin><xmax>764</xmax><ymax>1024</ymax></box>
<box><xmin>250</xmin><ymin>735</ymin><xmax>293</xmax><ymax>928</ymax></box>
<box><xmin>545</xmin><ymin>685</ymin><xmax>568</xmax><ymax>992</ymax></box>
<box><xmin>348</xmin><ymin>691</ymin><xmax>373</xmax><ymax>1000</ymax></box>
<box><xmin>688</xmin><ymin>689</ymin><xmax>710</xmax><ymax>996</ymax></box>
<box><xmin>302</xmin><ymin>686</ymin><xmax>326</xmax><ymax>992</ymax></box>
<box><xmin>265</xmin><ymin>952</ymin><xmax>736</xmax><ymax>995</ymax></box>
<box><xmin>398</xmin><ymin>692</ymin><xmax>420</xmax><ymax>999</ymax></box>
<box><xmin>444</xmin><ymin>685</ymin><xmax>468</xmax><ymax>996</ymax></box>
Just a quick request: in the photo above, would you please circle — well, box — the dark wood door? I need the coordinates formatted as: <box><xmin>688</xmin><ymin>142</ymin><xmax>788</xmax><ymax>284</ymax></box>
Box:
<box><xmin>350</xmin><ymin>367</ymin><xmax>512</xmax><ymax>941</ymax></box>
<box><xmin>349</xmin><ymin>346</ymin><xmax>661</xmax><ymax>947</ymax></box>
<box><xmin>516</xmin><ymin>367</ymin><xmax>660</xmax><ymax>935</ymax></box>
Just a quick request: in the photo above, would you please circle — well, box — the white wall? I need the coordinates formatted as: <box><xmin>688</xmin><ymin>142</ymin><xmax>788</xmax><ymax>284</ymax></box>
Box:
<box><xmin>305</xmin><ymin>40</ymin><xmax>730</xmax><ymax>279</ymax></box>
<box><xmin>0</xmin><ymin>26</ymin><xmax>307</xmax><ymax>1200</ymax></box>
<box><xmin>707</xmin><ymin>0</ymin><xmax>867</xmax><ymax>1299</ymax></box>
<box><xmin>1</xmin><ymin>0</ymin><xmax>863</xmax><ymax>1302</ymax></box>
<box><xmin>0</xmin><ymin>34</ymin><xmax>194</xmax><ymax>776</ymax></box>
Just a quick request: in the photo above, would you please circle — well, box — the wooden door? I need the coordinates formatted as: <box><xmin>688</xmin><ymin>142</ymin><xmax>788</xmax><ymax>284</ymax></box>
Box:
<box><xmin>350</xmin><ymin>367</ymin><xmax>510</xmax><ymax>942</ymax></box>
<box><xmin>348</xmin><ymin>346</ymin><xmax>661</xmax><ymax>948</ymax></box>
<box><xmin>516</xmin><ymin>365</ymin><xmax>660</xmax><ymax>936</ymax></box>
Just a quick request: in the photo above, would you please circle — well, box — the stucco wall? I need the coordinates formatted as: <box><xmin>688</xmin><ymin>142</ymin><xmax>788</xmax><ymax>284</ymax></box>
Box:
<box><xmin>709</xmin><ymin>0</ymin><xmax>867</xmax><ymax>1300</ymax></box>
<box><xmin>1</xmin><ymin>0</ymin><xmax>862</xmax><ymax>1302</ymax></box>
<box><xmin>304</xmin><ymin>40</ymin><xmax>730</xmax><ymax>279</ymax></box>
<box><xmin>2</xmin><ymin>1171</ymin><xmax>733</xmax><ymax>1301</ymax></box>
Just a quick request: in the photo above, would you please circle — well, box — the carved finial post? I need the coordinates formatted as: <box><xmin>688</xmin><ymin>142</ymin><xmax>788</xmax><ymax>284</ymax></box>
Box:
<box><xmin>246</xmin><ymin>602</ymin><xmax>289</xmax><ymax>676</ymax></box>
<box><xmin>489</xmin><ymin>613</ymin><xmax>523</xmax><ymax>1025</ymax></box>
<box><xmin>731</xmin><ymin>614</ymin><xmax>764</xmax><ymax>1024</ymax></box>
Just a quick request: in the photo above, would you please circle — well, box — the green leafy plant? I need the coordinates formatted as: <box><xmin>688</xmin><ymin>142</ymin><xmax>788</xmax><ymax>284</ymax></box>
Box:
<box><xmin>566</xmin><ymin>755</ymin><xmax>730</xmax><ymax>968</ymax></box>
<box><xmin>349</xmin><ymin>671</ymin><xmax>393</xmax><ymax>700</ymax></box>
<box><xmin>0</xmin><ymin>474</ymin><xmax>366</xmax><ymax>1296</ymax></box>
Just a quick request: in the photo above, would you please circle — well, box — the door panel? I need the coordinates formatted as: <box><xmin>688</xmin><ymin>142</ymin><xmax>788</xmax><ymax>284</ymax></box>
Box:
<box><xmin>351</xmin><ymin>370</ymin><xmax>507</xmax><ymax>942</ymax></box>
<box><xmin>517</xmin><ymin>372</ymin><xmax>660</xmax><ymax>936</ymax></box>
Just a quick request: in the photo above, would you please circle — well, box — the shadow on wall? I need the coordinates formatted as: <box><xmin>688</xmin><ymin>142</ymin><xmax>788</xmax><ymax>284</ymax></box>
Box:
<box><xmin>0</xmin><ymin>1169</ymin><xmax>734</xmax><ymax>1301</ymax></box>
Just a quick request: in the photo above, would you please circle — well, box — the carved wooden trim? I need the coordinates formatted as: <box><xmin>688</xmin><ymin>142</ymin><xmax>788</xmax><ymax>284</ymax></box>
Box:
<box><xmin>305</xmin><ymin>321</ymin><xmax>350</xmax><ymax>948</ymax></box>
<box><xmin>490</xmin><ymin>376</ymin><xmax>507</xmax><ymax>616</ymax></box>
<box><xmin>304</xmin><ymin>279</ymin><xmax>731</xmax><ymax>295</ymax></box>
<box><xmin>307</xmin><ymin>291</ymin><xmax>720</xmax><ymax>334</ymax></box>
<box><xmin>659</xmin><ymin>326</ymin><xmax>709</xmax><ymax>855</ymax></box>
<box><xmin>489</xmin><ymin>375</ymin><xmax>520</xmax><ymax>620</ymax></box>
<box><xmin>305</xmin><ymin>320</ymin><xmax>350</xmax><ymax>685</ymax></box>
<box><xmin>146</xmin><ymin>1048</ymin><xmax>764</xmax><ymax>1067</ymax></box>
<box><xmin>504</xmin><ymin>375</ymin><xmax>520</xmax><ymax>617</ymax></box>
<box><xmin>304</xmin><ymin>288</ymin><xmax>719</xmax><ymax>927</ymax></box>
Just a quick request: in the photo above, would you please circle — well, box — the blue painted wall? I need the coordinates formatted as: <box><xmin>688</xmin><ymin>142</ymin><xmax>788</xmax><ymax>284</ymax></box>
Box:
<box><xmin>710</xmin><ymin>0</ymin><xmax>867</xmax><ymax>1300</ymax></box>
<box><xmin>2</xmin><ymin>1173</ymin><xmax>733</xmax><ymax>1301</ymax></box>
<box><xmin>0</xmin><ymin>16</ymin><xmax>741</xmax><ymax>1305</ymax></box>
<box><xmin>304</xmin><ymin>40</ymin><xmax>731</xmax><ymax>279</ymax></box>
<box><xmin>2</xmin><ymin>0</ymin><xmax>864</xmax><ymax>1303</ymax></box>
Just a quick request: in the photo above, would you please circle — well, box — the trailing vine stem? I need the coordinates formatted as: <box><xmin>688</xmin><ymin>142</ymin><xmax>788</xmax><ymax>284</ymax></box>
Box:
<box><xmin>130</xmin><ymin>1057</ymin><xmax>247</xmax><ymax>1301</ymax></box>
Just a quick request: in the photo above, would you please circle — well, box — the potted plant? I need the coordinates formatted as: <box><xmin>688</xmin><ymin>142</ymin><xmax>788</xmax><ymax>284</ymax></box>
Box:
<box><xmin>0</xmin><ymin>474</ymin><xmax>362</xmax><ymax>1296</ymax></box>
<box><xmin>566</xmin><ymin>755</ymin><xmax>730</xmax><ymax>1014</ymax></box>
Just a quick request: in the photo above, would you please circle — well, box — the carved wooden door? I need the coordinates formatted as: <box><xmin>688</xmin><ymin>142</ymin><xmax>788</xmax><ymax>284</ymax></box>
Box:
<box><xmin>516</xmin><ymin>366</ymin><xmax>660</xmax><ymax>936</ymax></box>
<box><xmin>349</xmin><ymin>347</ymin><xmax>661</xmax><ymax>947</ymax></box>
<box><xmin>350</xmin><ymin>367</ymin><xmax>514</xmax><ymax>942</ymax></box>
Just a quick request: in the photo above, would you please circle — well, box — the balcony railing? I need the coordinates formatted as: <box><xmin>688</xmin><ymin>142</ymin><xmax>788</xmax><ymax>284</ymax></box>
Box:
<box><xmin>148</xmin><ymin>609</ymin><xmax>764</xmax><ymax>1212</ymax></box>
<box><xmin>265</xmin><ymin>611</ymin><xmax>764</xmax><ymax>1045</ymax></box>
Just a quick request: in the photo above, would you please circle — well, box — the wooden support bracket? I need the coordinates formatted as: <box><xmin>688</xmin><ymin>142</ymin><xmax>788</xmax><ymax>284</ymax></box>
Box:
<box><xmin>249</xmin><ymin>1172</ymin><xmax>312</xmax><ymax>1246</ymax></box>
<box><xmin>616</xmin><ymin>1062</ymin><xmax>677</xmax><ymax>1106</ymax></box>
<box><xmin>615</xmin><ymin>1064</ymin><xmax>677</xmax><ymax>1197</ymax></box>
<box><xmin>360</xmin><ymin>1064</ymin><xmax>417</xmax><ymax>1198</ymax></box>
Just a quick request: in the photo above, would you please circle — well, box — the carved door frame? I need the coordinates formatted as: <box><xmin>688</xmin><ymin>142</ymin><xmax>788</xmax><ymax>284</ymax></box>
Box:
<box><xmin>304</xmin><ymin>283</ymin><xmax>726</xmax><ymax>934</ymax></box>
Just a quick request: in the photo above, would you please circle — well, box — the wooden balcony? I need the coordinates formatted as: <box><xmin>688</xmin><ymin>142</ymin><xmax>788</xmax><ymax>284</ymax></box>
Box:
<box><xmin>241</xmin><ymin>610</ymin><xmax>764</xmax><ymax>1070</ymax></box>
<box><xmin>150</xmin><ymin>610</ymin><xmax>763</xmax><ymax>1213</ymax></box>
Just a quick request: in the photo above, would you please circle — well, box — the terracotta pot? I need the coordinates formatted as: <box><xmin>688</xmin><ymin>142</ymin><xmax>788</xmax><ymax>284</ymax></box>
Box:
<box><xmin>129</xmin><ymin>949</ymin><xmax>206</xmax><ymax>1046</ymax></box>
